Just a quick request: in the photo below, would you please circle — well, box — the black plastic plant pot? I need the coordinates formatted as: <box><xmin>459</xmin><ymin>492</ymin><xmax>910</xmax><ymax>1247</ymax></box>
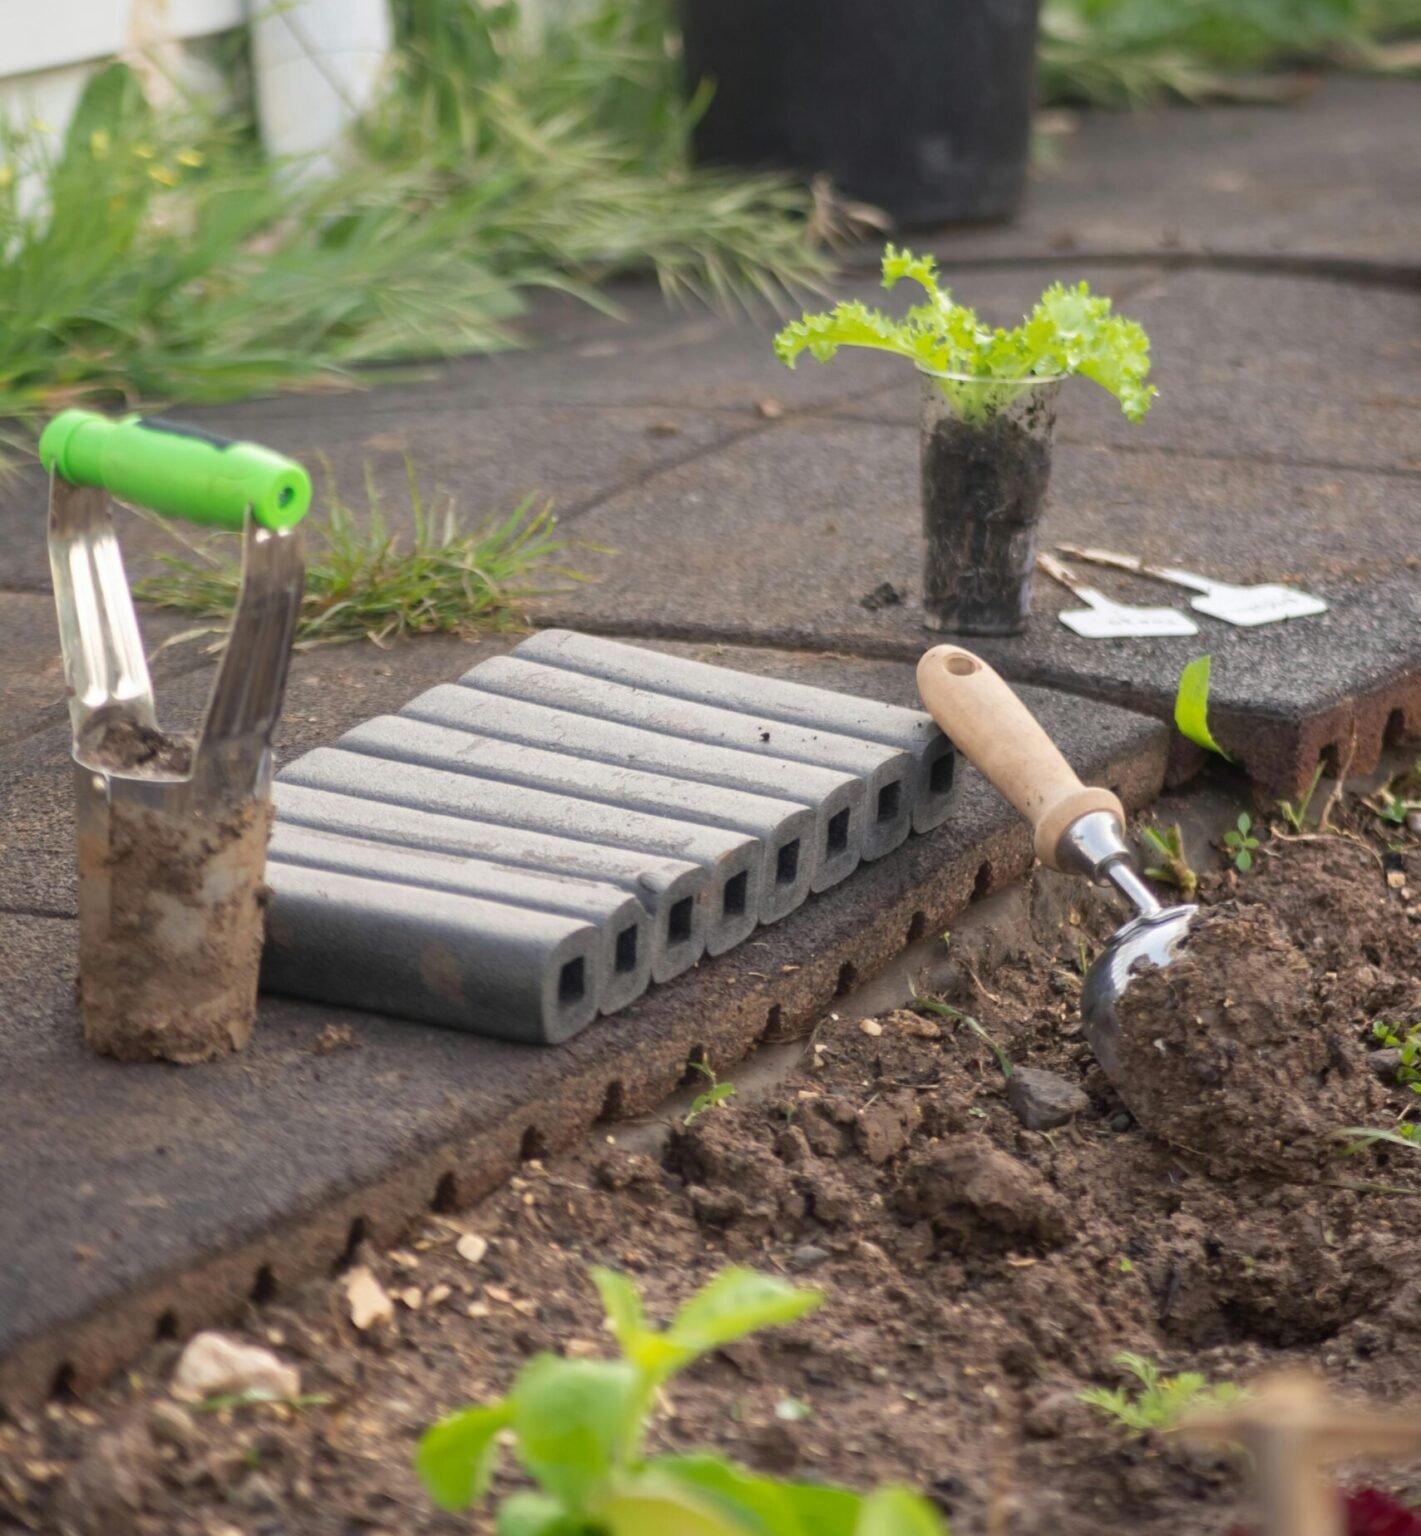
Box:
<box><xmin>677</xmin><ymin>0</ymin><xmax>1041</xmax><ymax>226</ymax></box>
<box><xmin>919</xmin><ymin>374</ymin><xmax>1060</xmax><ymax>636</ymax></box>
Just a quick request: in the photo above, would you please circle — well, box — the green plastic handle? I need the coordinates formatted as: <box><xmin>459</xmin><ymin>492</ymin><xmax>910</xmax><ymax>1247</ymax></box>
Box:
<box><xmin>39</xmin><ymin>409</ymin><xmax>312</xmax><ymax>532</ymax></box>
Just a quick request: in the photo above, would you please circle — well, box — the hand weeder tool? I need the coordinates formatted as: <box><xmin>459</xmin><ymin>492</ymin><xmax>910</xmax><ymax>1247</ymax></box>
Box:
<box><xmin>41</xmin><ymin>410</ymin><xmax>310</xmax><ymax>1062</ymax></box>
<box><xmin>1036</xmin><ymin>551</ymin><xmax>1199</xmax><ymax>638</ymax></box>
<box><xmin>916</xmin><ymin>644</ymin><xmax>1196</xmax><ymax>1082</ymax></box>
<box><xmin>1057</xmin><ymin>544</ymin><xmax>1328</xmax><ymax>627</ymax></box>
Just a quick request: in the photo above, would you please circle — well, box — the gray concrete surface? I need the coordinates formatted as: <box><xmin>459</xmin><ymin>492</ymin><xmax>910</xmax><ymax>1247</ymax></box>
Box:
<box><xmin>0</xmin><ymin>662</ymin><xmax>1167</xmax><ymax>1410</ymax></box>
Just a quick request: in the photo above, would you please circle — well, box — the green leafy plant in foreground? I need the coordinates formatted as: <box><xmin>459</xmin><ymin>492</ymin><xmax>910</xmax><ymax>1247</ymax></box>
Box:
<box><xmin>416</xmin><ymin>1266</ymin><xmax>947</xmax><ymax>1535</ymax></box>
<box><xmin>1079</xmin><ymin>1352</ymin><xmax>1246</xmax><ymax>1435</ymax></box>
<box><xmin>133</xmin><ymin>461</ymin><xmax>578</xmax><ymax>648</ymax></box>
<box><xmin>773</xmin><ymin>246</ymin><xmax>1156</xmax><ymax>426</ymax></box>
<box><xmin>1140</xmin><ymin>822</ymin><xmax>1199</xmax><ymax>899</ymax></box>
<box><xmin>1222</xmin><ymin>812</ymin><xmax>1260</xmax><ymax>872</ymax></box>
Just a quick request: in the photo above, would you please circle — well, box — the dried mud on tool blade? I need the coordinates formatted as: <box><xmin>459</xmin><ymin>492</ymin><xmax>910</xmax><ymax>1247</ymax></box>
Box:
<box><xmin>1058</xmin><ymin>544</ymin><xmax>1328</xmax><ymax>628</ymax></box>
<box><xmin>915</xmin><ymin>645</ymin><xmax>1196</xmax><ymax>1083</ymax></box>
<box><xmin>41</xmin><ymin>409</ymin><xmax>310</xmax><ymax>1063</ymax></box>
<box><xmin>1036</xmin><ymin>551</ymin><xmax>1198</xmax><ymax>639</ymax></box>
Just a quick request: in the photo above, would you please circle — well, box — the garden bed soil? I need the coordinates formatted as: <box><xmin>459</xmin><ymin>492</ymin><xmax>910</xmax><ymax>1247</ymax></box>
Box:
<box><xmin>3</xmin><ymin>809</ymin><xmax>1419</xmax><ymax>1535</ymax></box>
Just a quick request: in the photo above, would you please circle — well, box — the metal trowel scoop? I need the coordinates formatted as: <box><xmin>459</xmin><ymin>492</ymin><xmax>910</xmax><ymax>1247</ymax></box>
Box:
<box><xmin>916</xmin><ymin>644</ymin><xmax>1196</xmax><ymax>1080</ymax></box>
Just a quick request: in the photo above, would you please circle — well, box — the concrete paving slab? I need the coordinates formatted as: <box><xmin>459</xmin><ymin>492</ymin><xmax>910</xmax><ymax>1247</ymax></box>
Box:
<box><xmin>0</xmin><ymin>660</ymin><xmax>1167</xmax><ymax>1409</ymax></box>
<box><xmin>906</xmin><ymin>79</ymin><xmax>1421</xmax><ymax>277</ymax></box>
<box><xmin>537</xmin><ymin>418</ymin><xmax>1421</xmax><ymax>795</ymax></box>
<box><xmin>830</xmin><ymin>268</ymin><xmax>1421</xmax><ymax>478</ymax></box>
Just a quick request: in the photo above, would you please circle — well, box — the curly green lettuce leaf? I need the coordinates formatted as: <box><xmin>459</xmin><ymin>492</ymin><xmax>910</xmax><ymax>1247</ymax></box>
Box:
<box><xmin>773</xmin><ymin>245</ymin><xmax>1157</xmax><ymax>425</ymax></box>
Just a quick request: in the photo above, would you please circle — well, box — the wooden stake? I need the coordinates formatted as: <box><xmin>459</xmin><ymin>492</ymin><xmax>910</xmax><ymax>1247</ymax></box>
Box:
<box><xmin>1178</xmin><ymin>1370</ymin><xmax>1421</xmax><ymax>1536</ymax></box>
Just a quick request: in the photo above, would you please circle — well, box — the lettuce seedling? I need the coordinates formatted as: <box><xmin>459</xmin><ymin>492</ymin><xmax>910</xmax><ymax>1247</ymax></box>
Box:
<box><xmin>416</xmin><ymin>1265</ymin><xmax>948</xmax><ymax>1535</ymax></box>
<box><xmin>773</xmin><ymin>245</ymin><xmax>1157</xmax><ymax>425</ymax></box>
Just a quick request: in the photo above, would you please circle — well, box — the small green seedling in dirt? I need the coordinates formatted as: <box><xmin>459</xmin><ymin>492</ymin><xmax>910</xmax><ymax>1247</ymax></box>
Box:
<box><xmin>1276</xmin><ymin>762</ymin><xmax>1325</xmax><ymax>834</ymax></box>
<box><xmin>912</xmin><ymin>994</ymin><xmax>1014</xmax><ymax>1078</ymax></box>
<box><xmin>1139</xmin><ymin>822</ymin><xmax>1198</xmax><ymax>900</ymax></box>
<box><xmin>1362</xmin><ymin>758</ymin><xmax>1421</xmax><ymax>829</ymax></box>
<box><xmin>1079</xmin><ymin>1352</ymin><xmax>1246</xmax><ymax>1435</ymax></box>
<box><xmin>1222</xmin><ymin>813</ymin><xmax>1260</xmax><ymax>872</ymax></box>
<box><xmin>1371</xmin><ymin>1020</ymin><xmax>1421</xmax><ymax>1092</ymax></box>
<box><xmin>416</xmin><ymin>1265</ymin><xmax>948</xmax><ymax>1535</ymax></box>
<box><xmin>685</xmin><ymin>1059</ymin><xmax>737</xmax><ymax>1126</ymax></box>
<box><xmin>773</xmin><ymin>246</ymin><xmax>1156</xmax><ymax>425</ymax></box>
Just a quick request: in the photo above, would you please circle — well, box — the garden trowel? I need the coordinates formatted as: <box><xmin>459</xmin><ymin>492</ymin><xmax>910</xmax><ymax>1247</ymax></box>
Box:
<box><xmin>42</xmin><ymin>410</ymin><xmax>310</xmax><ymax>1061</ymax></box>
<box><xmin>1057</xmin><ymin>544</ymin><xmax>1328</xmax><ymax>628</ymax></box>
<box><xmin>916</xmin><ymin>644</ymin><xmax>1197</xmax><ymax>1085</ymax></box>
<box><xmin>1036</xmin><ymin>552</ymin><xmax>1199</xmax><ymax>638</ymax></box>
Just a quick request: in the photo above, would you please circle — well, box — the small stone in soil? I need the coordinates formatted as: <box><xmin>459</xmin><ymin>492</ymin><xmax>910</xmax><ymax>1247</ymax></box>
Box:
<box><xmin>1007</xmin><ymin>1067</ymin><xmax>1090</xmax><ymax>1131</ymax></box>
<box><xmin>790</xmin><ymin>1244</ymin><xmax>831</xmax><ymax>1272</ymax></box>
<box><xmin>1367</xmin><ymin>1049</ymin><xmax>1402</xmax><ymax>1082</ymax></box>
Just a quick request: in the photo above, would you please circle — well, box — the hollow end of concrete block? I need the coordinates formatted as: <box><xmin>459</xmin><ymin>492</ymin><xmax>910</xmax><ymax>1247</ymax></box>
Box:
<box><xmin>701</xmin><ymin>853</ymin><xmax>763</xmax><ymax>957</ymax></box>
<box><xmin>859</xmin><ymin>764</ymin><xmax>915</xmax><ymax>861</ymax></box>
<box><xmin>910</xmin><ymin>742</ymin><xmax>959</xmax><ymax>834</ymax></box>
<box><xmin>755</xmin><ymin>811</ymin><xmax>816</xmax><ymax>924</ymax></box>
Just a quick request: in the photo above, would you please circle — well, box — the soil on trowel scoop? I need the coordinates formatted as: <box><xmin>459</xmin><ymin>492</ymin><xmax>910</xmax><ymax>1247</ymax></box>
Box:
<box><xmin>1111</xmin><ymin>902</ymin><xmax>1389</xmax><ymax>1180</ymax></box>
<box><xmin>79</xmin><ymin>796</ymin><xmax>273</xmax><ymax>1063</ymax></box>
<box><xmin>84</xmin><ymin>718</ymin><xmax>195</xmax><ymax>776</ymax></box>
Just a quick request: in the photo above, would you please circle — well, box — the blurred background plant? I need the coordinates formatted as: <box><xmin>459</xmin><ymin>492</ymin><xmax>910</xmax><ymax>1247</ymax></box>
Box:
<box><xmin>3</xmin><ymin>0</ymin><xmax>1419</xmax><ymax>467</ymax></box>
<box><xmin>1039</xmin><ymin>0</ymin><xmax>1421</xmax><ymax>106</ymax></box>
<box><xmin>0</xmin><ymin>0</ymin><xmax>827</xmax><ymax>464</ymax></box>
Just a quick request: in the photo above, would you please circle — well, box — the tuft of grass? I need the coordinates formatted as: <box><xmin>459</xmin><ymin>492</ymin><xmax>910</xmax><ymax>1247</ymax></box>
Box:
<box><xmin>1277</xmin><ymin>761</ymin><xmax>1325</xmax><ymax>833</ymax></box>
<box><xmin>1079</xmin><ymin>1352</ymin><xmax>1246</xmax><ymax>1435</ymax></box>
<box><xmin>133</xmin><ymin>461</ymin><xmax>581</xmax><ymax>648</ymax></box>
<box><xmin>1038</xmin><ymin>0</ymin><xmax>1421</xmax><ymax>108</ymax></box>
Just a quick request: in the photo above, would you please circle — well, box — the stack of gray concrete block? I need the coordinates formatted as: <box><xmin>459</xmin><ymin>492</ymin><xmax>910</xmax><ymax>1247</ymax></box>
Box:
<box><xmin>263</xmin><ymin>630</ymin><xmax>957</xmax><ymax>1045</ymax></box>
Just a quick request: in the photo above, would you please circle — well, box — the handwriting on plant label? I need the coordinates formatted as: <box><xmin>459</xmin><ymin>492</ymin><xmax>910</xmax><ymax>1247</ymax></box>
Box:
<box><xmin>1192</xmin><ymin>585</ymin><xmax>1329</xmax><ymax>627</ymax></box>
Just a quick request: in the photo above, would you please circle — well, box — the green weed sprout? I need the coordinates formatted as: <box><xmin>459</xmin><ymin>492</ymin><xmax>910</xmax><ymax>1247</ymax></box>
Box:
<box><xmin>1079</xmin><ymin>1353</ymin><xmax>1245</xmax><ymax>1435</ymax></box>
<box><xmin>1222</xmin><ymin>813</ymin><xmax>1260</xmax><ymax>872</ymax></box>
<box><xmin>1139</xmin><ymin>823</ymin><xmax>1198</xmax><ymax>899</ymax></box>
<box><xmin>773</xmin><ymin>246</ymin><xmax>1156</xmax><ymax>426</ymax></box>
<box><xmin>416</xmin><ymin>1266</ymin><xmax>948</xmax><ymax>1536</ymax></box>
<box><xmin>1276</xmin><ymin>762</ymin><xmax>1325</xmax><ymax>834</ymax></box>
<box><xmin>684</xmin><ymin>1059</ymin><xmax>737</xmax><ymax>1126</ymax></box>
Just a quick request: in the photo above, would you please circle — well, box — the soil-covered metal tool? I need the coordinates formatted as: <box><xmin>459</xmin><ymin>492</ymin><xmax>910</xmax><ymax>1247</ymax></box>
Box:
<box><xmin>1036</xmin><ymin>552</ymin><xmax>1199</xmax><ymax>638</ymax></box>
<box><xmin>916</xmin><ymin>644</ymin><xmax>1196</xmax><ymax>1081</ymax></box>
<box><xmin>1057</xmin><ymin>544</ymin><xmax>1328</xmax><ymax>628</ymax></box>
<box><xmin>41</xmin><ymin>410</ymin><xmax>310</xmax><ymax>1063</ymax></box>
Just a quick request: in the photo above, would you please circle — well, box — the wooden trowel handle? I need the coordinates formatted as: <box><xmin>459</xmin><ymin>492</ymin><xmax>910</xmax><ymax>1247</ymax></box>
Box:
<box><xmin>916</xmin><ymin>645</ymin><xmax>1125</xmax><ymax>873</ymax></box>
